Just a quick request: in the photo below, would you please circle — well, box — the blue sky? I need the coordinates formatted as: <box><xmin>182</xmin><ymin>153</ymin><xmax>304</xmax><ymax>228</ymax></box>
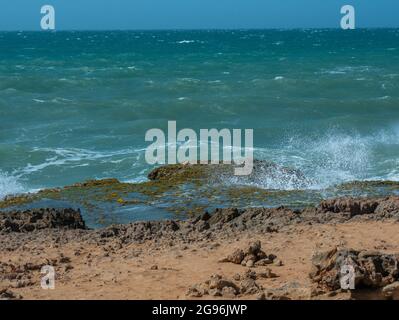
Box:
<box><xmin>1</xmin><ymin>0</ymin><xmax>398</xmax><ymax>30</ymax></box>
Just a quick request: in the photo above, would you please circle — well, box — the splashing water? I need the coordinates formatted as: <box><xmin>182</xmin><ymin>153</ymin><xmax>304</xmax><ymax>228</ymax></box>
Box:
<box><xmin>0</xmin><ymin>171</ymin><xmax>24</xmax><ymax>200</ymax></box>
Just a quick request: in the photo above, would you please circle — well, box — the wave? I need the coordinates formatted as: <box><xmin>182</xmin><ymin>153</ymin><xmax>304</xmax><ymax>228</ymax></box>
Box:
<box><xmin>240</xmin><ymin>128</ymin><xmax>399</xmax><ymax>191</ymax></box>
<box><xmin>17</xmin><ymin>147</ymin><xmax>146</xmax><ymax>176</ymax></box>
<box><xmin>0</xmin><ymin>171</ymin><xmax>25</xmax><ymax>200</ymax></box>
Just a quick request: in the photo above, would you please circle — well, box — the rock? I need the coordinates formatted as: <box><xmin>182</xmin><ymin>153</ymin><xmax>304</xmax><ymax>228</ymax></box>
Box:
<box><xmin>187</xmin><ymin>284</ymin><xmax>206</xmax><ymax>298</ymax></box>
<box><xmin>242</xmin><ymin>270</ymin><xmax>257</xmax><ymax>280</ymax></box>
<box><xmin>242</xmin><ymin>254</ymin><xmax>257</xmax><ymax>264</ymax></box>
<box><xmin>382</xmin><ymin>282</ymin><xmax>399</xmax><ymax>300</ymax></box>
<box><xmin>188</xmin><ymin>272</ymin><xmax>265</xmax><ymax>298</ymax></box>
<box><xmin>245</xmin><ymin>241</ymin><xmax>261</xmax><ymax>256</ymax></box>
<box><xmin>208</xmin><ymin>208</ymin><xmax>240</xmax><ymax>226</ymax></box>
<box><xmin>220</xmin><ymin>241</ymin><xmax>276</xmax><ymax>267</ymax></box>
<box><xmin>254</xmin><ymin>258</ymin><xmax>273</xmax><ymax>266</ymax></box>
<box><xmin>0</xmin><ymin>288</ymin><xmax>22</xmax><ymax>300</ymax></box>
<box><xmin>375</xmin><ymin>197</ymin><xmax>399</xmax><ymax>217</ymax></box>
<box><xmin>274</xmin><ymin>259</ymin><xmax>284</xmax><ymax>266</ymax></box>
<box><xmin>263</xmin><ymin>290</ymin><xmax>291</xmax><ymax>300</ymax></box>
<box><xmin>222</xmin><ymin>286</ymin><xmax>238</xmax><ymax>298</ymax></box>
<box><xmin>246</xmin><ymin>260</ymin><xmax>255</xmax><ymax>268</ymax></box>
<box><xmin>310</xmin><ymin>248</ymin><xmax>399</xmax><ymax>296</ymax></box>
<box><xmin>0</xmin><ymin>208</ymin><xmax>86</xmax><ymax>233</ymax></box>
<box><xmin>59</xmin><ymin>256</ymin><xmax>71</xmax><ymax>264</ymax></box>
<box><xmin>150</xmin><ymin>265</ymin><xmax>158</xmax><ymax>270</ymax></box>
<box><xmin>195</xmin><ymin>221</ymin><xmax>210</xmax><ymax>232</ymax></box>
<box><xmin>318</xmin><ymin>198</ymin><xmax>379</xmax><ymax>216</ymax></box>
<box><xmin>208</xmin><ymin>288</ymin><xmax>222</xmax><ymax>297</ymax></box>
<box><xmin>239</xmin><ymin>278</ymin><xmax>262</xmax><ymax>295</ymax></box>
<box><xmin>219</xmin><ymin>249</ymin><xmax>245</xmax><ymax>264</ymax></box>
<box><xmin>256</xmin><ymin>292</ymin><xmax>266</xmax><ymax>300</ymax></box>
<box><xmin>208</xmin><ymin>274</ymin><xmax>239</xmax><ymax>292</ymax></box>
<box><xmin>258</xmin><ymin>269</ymin><xmax>278</xmax><ymax>279</ymax></box>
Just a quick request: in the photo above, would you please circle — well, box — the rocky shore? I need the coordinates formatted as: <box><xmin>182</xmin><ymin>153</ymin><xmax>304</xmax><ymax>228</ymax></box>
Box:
<box><xmin>1</xmin><ymin>194</ymin><xmax>399</xmax><ymax>300</ymax></box>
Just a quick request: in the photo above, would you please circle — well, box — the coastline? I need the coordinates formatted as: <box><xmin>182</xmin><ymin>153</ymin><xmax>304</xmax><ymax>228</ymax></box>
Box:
<box><xmin>1</xmin><ymin>192</ymin><xmax>399</xmax><ymax>300</ymax></box>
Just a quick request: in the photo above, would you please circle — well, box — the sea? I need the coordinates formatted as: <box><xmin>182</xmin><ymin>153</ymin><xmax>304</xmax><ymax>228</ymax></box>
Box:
<box><xmin>1</xmin><ymin>29</ymin><xmax>399</xmax><ymax>207</ymax></box>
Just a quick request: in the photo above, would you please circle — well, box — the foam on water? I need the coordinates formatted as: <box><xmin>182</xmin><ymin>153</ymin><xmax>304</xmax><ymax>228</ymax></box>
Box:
<box><xmin>0</xmin><ymin>171</ymin><xmax>25</xmax><ymax>200</ymax></box>
<box><xmin>243</xmin><ymin>127</ymin><xmax>399</xmax><ymax>191</ymax></box>
<box><xmin>1</xmin><ymin>30</ymin><xmax>399</xmax><ymax>197</ymax></box>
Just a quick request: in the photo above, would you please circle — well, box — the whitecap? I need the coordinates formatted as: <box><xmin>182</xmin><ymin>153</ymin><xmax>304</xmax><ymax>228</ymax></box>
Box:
<box><xmin>177</xmin><ymin>40</ymin><xmax>195</xmax><ymax>44</ymax></box>
<box><xmin>33</xmin><ymin>99</ymin><xmax>46</xmax><ymax>103</ymax></box>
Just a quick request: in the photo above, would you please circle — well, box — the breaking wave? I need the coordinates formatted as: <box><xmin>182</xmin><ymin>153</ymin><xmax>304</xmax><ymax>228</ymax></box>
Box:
<box><xmin>232</xmin><ymin>128</ymin><xmax>399</xmax><ymax>191</ymax></box>
<box><xmin>0</xmin><ymin>171</ymin><xmax>25</xmax><ymax>200</ymax></box>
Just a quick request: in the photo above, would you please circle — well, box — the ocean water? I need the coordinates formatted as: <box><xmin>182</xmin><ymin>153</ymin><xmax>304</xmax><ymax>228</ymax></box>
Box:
<box><xmin>1</xmin><ymin>29</ymin><xmax>399</xmax><ymax>200</ymax></box>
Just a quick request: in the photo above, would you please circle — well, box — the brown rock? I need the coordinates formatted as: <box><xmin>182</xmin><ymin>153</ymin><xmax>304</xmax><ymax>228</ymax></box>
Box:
<box><xmin>382</xmin><ymin>282</ymin><xmax>399</xmax><ymax>300</ymax></box>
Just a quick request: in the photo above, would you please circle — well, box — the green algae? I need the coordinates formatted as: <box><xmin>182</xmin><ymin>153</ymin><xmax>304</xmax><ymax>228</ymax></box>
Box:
<box><xmin>1</xmin><ymin>164</ymin><xmax>398</xmax><ymax>225</ymax></box>
<box><xmin>335</xmin><ymin>180</ymin><xmax>399</xmax><ymax>191</ymax></box>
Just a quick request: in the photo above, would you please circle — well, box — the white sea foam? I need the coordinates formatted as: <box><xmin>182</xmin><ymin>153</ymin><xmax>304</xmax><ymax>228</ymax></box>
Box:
<box><xmin>232</xmin><ymin>128</ymin><xmax>399</xmax><ymax>191</ymax></box>
<box><xmin>177</xmin><ymin>40</ymin><xmax>195</xmax><ymax>44</ymax></box>
<box><xmin>17</xmin><ymin>147</ymin><xmax>146</xmax><ymax>176</ymax></box>
<box><xmin>0</xmin><ymin>171</ymin><xmax>25</xmax><ymax>200</ymax></box>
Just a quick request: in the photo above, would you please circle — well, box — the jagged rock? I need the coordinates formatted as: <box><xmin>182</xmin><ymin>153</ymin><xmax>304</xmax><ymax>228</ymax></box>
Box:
<box><xmin>186</xmin><ymin>284</ymin><xmax>208</xmax><ymax>298</ymax></box>
<box><xmin>310</xmin><ymin>248</ymin><xmax>399</xmax><ymax>296</ymax></box>
<box><xmin>208</xmin><ymin>274</ymin><xmax>239</xmax><ymax>292</ymax></box>
<box><xmin>0</xmin><ymin>288</ymin><xmax>22</xmax><ymax>300</ymax></box>
<box><xmin>0</xmin><ymin>208</ymin><xmax>86</xmax><ymax>233</ymax></box>
<box><xmin>319</xmin><ymin>198</ymin><xmax>379</xmax><ymax>216</ymax></box>
<box><xmin>245</xmin><ymin>260</ymin><xmax>255</xmax><ymax>268</ymax></box>
<box><xmin>187</xmin><ymin>274</ymin><xmax>238</xmax><ymax>298</ymax></box>
<box><xmin>382</xmin><ymin>282</ymin><xmax>399</xmax><ymax>300</ymax></box>
<box><xmin>219</xmin><ymin>249</ymin><xmax>245</xmax><ymax>264</ymax></box>
<box><xmin>258</xmin><ymin>269</ymin><xmax>278</xmax><ymax>279</ymax></box>
<box><xmin>222</xmin><ymin>286</ymin><xmax>237</xmax><ymax>298</ymax></box>
<box><xmin>375</xmin><ymin>197</ymin><xmax>399</xmax><ymax>218</ymax></box>
<box><xmin>219</xmin><ymin>241</ymin><xmax>276</xmax><ymax>267</ymax></box>
<box><xmin>208</xmin><ymin>208</ymin><xmax>240</xmax><ymax>226</ymax></box>
<box><xmin>187</xmin><ymin>271</ymin><xmax>264</xmax><ymax>298</ymax></box>
<box><xmin>239</xmin><ymin>278</ymin><xmax>262</xmax><ymax>295</ymax></box>
<box><xmin>254</xmin><ymin>258</ymin><xmax>273</xmax><ymax>266</ymax></box>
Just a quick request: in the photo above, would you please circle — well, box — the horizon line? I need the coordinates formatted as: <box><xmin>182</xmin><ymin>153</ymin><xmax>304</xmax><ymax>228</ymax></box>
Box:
<box><xmin>1</xmin><ymin>27</ymin><xmax>399</xmax><ymax>32</ymax></box>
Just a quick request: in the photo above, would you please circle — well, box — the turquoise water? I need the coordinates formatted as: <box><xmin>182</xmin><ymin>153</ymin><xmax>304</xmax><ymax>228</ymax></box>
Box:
<box><xmin>1</xmin><ymin>29</ymin><xmax>399</xmax><ymax>199</ymax></box>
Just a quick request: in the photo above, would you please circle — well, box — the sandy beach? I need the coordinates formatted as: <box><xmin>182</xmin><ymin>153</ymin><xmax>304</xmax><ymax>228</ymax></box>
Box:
<box><xmin>1</xmin><ymin>192</ymin><xmax>399</xmax><ymax>300</ymax></box>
